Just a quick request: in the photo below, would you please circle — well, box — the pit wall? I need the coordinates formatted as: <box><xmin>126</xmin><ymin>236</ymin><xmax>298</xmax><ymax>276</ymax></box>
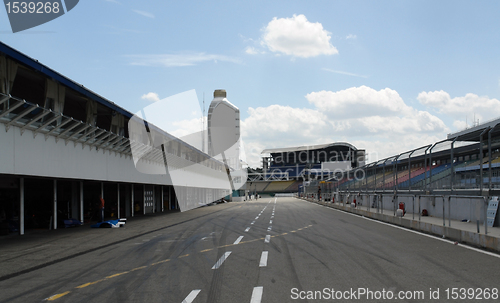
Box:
<box><xmin>301</xmin><ymin>197</ymin><xmax>500</xmax><ymax>253</ymax></box>
<box><xmin>335</xmin><ymin>193</ymin><xmax>489</xmax><ymax>223</ymax></box>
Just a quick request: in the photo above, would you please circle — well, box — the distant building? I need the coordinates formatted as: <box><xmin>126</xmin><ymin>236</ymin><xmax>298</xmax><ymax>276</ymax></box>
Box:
<box><xmin>260</xmin><ymin>142</ymin><xmax>365</xmax><ymax>180</ymax></box>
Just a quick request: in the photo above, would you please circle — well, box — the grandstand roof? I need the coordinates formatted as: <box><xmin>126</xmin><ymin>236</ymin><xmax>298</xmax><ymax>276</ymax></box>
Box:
<box><xmin>448</xmin><ymin>116</ymin><xmax>500</xmax><ymax>141</ymax></box>
<box><xmin>261</xmin><ymin>142</ymin><xmax>357</xmax><ymax>154</ymax></box>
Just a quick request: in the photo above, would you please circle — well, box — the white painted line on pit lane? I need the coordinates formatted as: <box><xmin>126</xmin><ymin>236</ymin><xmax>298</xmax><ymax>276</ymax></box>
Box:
<box><xmin>310</xmin><ymin>201</ymin><xmax>500</xmax><ymax>259</ymax></box>
<box><xmin>265</xmin><ymin>235</ymin><xmax>270</xmax><ymax>243</ymax></box>
<box><xmin>234</xmin><ymin>236</ymin><xmax>244</xmax><ymax>245</ymax></box>
<box><xmin>251</xmin><ymin>221</ymin><xmax>255</xmax><ymax>225</ymax></box>
<box><xmin>212</xmin><ymin>252</ymin><xmax>232</xmax><ymax>269</ymax></box>
<box><xmin>259</xmin><ymin>251</ymin><xmax>268</xmax><ymax>267</ymax></box>
<box><xmin>181</xmin><ymin>289</ymin><xmax>201</xmax><ymax>303</ymax></box>
<box><xmin>250</xmin><ymin>286</ymin><xmax>263</xmax><ymax>303</ymax></box>
<box><xmin>267</xmin><ymin>226</ymin><xmax>272</xmax><ymax>231</ymax></box>
<box><xmin>245</xmin><ymin>227</ymin><xmax>250</xmax><ymax>232</ymax></box>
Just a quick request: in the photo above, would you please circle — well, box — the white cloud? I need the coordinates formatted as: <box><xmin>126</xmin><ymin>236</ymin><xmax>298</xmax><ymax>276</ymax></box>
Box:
<box><xmin>245</xmin><ymin>46</ymin><xmax>265</xmax><ymax>55</ymax></box>
<box><xmin>417</xmin><ymin>90</ymin><xmax>500</xmax><ymax>122</ymax></box>
<box><xmin>346</xmin><ymin>34</ymin><xmax>357</xmax><ymax>40</ymax></box>
<box><xmin>322</xmin><ymin>68</ymin><xmax>367</xmax><ymax>78</ymax></box>
<box><xmin>141</xmin><ymin>92</ymin><xmax>160</xmax><ymax>102</ymax></box>
<box><xmin>453</xmin><ymin>120</ymin><xmax>468</xmax><ymax>131</ymax></box>
<box><xmin>133</xmin><ymin>10</ymin><xmax>155</xmax><ymax>19</ymax></box>
<box><xmin>306</xmin><ymin>86</ymin><xmax>411</xmax><ymax>118</ymax></box>
<box><xmin>242</xmin><ymin>86</ymin><xmax>449</xmax><ymax>167</ymax></box>
<box><xmin>261</xmin><ymin>14</ymin><xmax>338</xmax><ymax>58</ymax></box>
<box><xmin>127</xmin><ymin>53</ymin><xmax>241</xmax><ymax>67</ymax></box>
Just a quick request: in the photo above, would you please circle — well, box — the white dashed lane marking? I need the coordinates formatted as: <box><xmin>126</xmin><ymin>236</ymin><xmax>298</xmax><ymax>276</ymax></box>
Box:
<box><xmin>259</xmin><ymin>251</ymin><xmax>268</xmax><ymax>267</ymax></box>
<box><xmin>233</xmin><ymin>236</ymin><xmax>244</xmax><ymax>245</ymax></box>
<box><xmin>251</xmin><ymin>286</ymin><xmax>263</xmax><ymax>303</ymax></box>
<box><xmin>212</xmin><ymin>252</ymin><xmax>231</xmax><ymax>269</ymax></box>
<box><xmin>245</xmin><ymin>227</ymin><xmax>250</xmax><ymax>232</ymax></box>
<box><xmin>181</xmin><ymin>289</ymin><xmax>201</xmax><ymax>303</ymax></box>
<box><xmin>265</xmin><ymin>235</ymin><xmax>270</xmax><ymax>243</ymax></box>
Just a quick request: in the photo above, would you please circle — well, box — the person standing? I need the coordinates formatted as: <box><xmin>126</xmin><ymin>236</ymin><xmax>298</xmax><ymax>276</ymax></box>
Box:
<box><xmin>99</xmin><ymin>195</ymin><xmax>105</xmax><ymax>222</ymax></box>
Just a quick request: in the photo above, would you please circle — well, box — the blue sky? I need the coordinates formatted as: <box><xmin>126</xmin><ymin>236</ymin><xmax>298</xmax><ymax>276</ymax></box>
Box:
<box><xmin>1</xmin><ymin>1</ymin><xmax>500</xmax><ymax>166</ymax></box>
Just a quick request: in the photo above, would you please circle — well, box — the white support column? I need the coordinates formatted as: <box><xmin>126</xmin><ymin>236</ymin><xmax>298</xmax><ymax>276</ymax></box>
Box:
<box><xmin>53</xmin><ymin>180</ymin><xmax>57</xmax><ymax>230</ymax></box>
<box><xmin>152</xmin><ymin>186</ymin><xmax>156</xmax><ymax>213</ymax></box>
<box><xmin>169</xmin><ymin>186</ymin><xmax>172</xmax><ymax>210</ymax></box>
<box><xmin>161</xmin><ymin>186</ymin><xmax>164</xmax><ymax>212</ymax></box>
<box><xmin>131</xmin><ymin>184</ymin><xmax>134</xmax><ymax>217</ymax></box>
<box><xmin>20</xmin><ymin>178</ymin><xmax>24</xmax><ymax>235</ymax></box>
<box><xmin>79</xmin><ymin>181</ymin><xmax>83</xmax><ymax>223</ymax></box>
<box><xmin>117</xmin><ymin>183</ymin><xmax>120</xmax><ymax>219</ymax></box>
<box><xmin>143</xmin><ymin>185</ymin><xmax>146</xmax><ymax>215</ymax></box>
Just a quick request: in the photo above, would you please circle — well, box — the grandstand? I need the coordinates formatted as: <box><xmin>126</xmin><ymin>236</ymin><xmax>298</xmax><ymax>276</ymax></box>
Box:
<box><xmin>295</xmin><ymin>122</ymin><xmax>500</xmax><ymax>227</ymax></box>
<box><xmin>245</xmin><ymin>142</ymin><xmax>365</xmax><ymax>196</ymax></box>
<box><xmin>258</xmin><ymin>142</ymin><xmax>365</xmax><ymax>180</ymax></box>
<box><xmin>319</xmin><ymin>118</ymin><xmax>500</xmax><ymax>196</ymax></box>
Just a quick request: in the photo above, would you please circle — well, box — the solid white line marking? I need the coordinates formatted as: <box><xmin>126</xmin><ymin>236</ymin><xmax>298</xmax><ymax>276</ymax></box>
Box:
<box><xmin>251</xmin><ymin>286</ymin><xmax>263</xmax><ymax>303</ymax></box>
<box><xmin>233</xmin><ymin>236</ymin><xmax>244</xmax><ymax>245</ymax></box>
<box><xmin>308</xmin><ymin>200</ymin><xmax>500</xmax><ymax>259</ymax></box>
<box><xmin>265</xmin><ymin>235</ymin><xmax>270</xmax><ymax>243</ymax></box>
<box><xmin>212</xmin><ymin>252</ymin><xmax>231</xmax><ymax>269</ymax></box>
<box><xmin>251</xmin><ymin>221</ymin><xmax>255</xmax><ymax>225</ymax></box>
<box><xmin>267</xmin><ymin>226</ymin><xmax>272</xmax><ymax>231</ymax></box>
<box><xmin>181</xmin><ymin>289</ymin><xmax>201</xmax><ymax>303</ymax></box>
<box><xmin>259</xmin><ymin>251</ymin><xmax>268</xmax><ymax>267</ymax></box>
<box><xmin>245</xmin><ymin>227</ymin><xmax>250</xmax><ymax>232</ymax></box>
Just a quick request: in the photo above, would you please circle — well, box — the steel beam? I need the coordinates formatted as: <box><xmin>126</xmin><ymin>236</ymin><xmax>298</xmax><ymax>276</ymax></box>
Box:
<box><xmin>55</xmin><ymin>120</ymin><xmax>81</xmax><ymax>142</ymax></box>
<box><xmin>4</xmin><ymin>103</ymin><xmax>35</xmax><ymax>132</ymax></box>
<box><xmin>43</xmin><ymin>115</ymin><xmax>70</xmax><ymax>139</ymax></box>
<box><xmin>19</xmin><ymin>110</ymin><xmax>50</xmax><ymax>135</ymax></box>
<box><xmin>0</xmin><ymin>98</ymin><xmax>23</xmax><ymax>119</ymax></box>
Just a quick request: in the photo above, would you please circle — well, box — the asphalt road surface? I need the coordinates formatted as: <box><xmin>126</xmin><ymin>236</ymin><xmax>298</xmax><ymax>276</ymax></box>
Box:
<box><xmin>1</xmin><ymin>197</ymin><xmax>499</xmax><ymax>303</ymax></box>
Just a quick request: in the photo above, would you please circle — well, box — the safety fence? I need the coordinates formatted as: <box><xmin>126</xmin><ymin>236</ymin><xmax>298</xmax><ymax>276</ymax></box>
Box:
<box><xmin>299</xmin><ymin>187</ymin><xmax>495</xmax><ymax>234</ymax></box>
